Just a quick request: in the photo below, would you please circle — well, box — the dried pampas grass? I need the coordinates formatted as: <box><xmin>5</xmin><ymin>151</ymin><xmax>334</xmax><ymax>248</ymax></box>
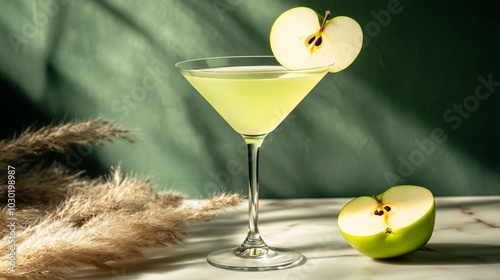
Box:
<box><xmin>0</xmin><ymin>118</ymin><xmax>242</xmax><ymax>280</ymax></box>
<box><xmin>0</xmin><ymin>118</ymin><xmax>134</xmax><ymax>169</ymax></box>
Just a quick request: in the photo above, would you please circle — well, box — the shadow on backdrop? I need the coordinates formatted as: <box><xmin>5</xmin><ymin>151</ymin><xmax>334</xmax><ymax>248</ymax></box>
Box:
<box><xmin>0</xmin><ymin>0</ymin><xmax>499</xmax><ymax>198</ymax></box>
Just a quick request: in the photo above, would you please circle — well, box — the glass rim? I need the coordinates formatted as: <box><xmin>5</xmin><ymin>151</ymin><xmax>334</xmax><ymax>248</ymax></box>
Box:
<box><xmin>175</xmin><ymin>55</ymin><xmax>334</xmax><ymax>73</ymax></box>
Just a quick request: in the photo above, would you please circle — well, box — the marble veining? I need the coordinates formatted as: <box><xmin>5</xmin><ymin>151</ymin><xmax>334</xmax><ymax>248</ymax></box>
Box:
<box><xmin>72</xmin><ymin>197</ymin><xmax>500</xmax><ymax>280</ymax></box>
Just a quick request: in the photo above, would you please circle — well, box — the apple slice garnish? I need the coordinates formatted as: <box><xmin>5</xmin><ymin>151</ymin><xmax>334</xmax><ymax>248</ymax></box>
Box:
<box><xmin>270</xmin><ymin>7</ymin><xmax>363</xmax><ymax>73</ymax></box>
<box><xmin>338</xmin><ymin>185</ymin><xmax>436</xmax><ymax>259</ymax></box>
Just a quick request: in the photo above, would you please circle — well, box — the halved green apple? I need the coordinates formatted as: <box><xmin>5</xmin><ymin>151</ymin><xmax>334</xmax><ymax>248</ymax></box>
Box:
<box><xmin>270</xmin><ymin>7</ymin><xmax>363</xmax><ymax>73</ymax></box>
<box><xmin>338</xmin><ymin>185</ymin><xmax>436</xmax><ymax>259</ymax></box>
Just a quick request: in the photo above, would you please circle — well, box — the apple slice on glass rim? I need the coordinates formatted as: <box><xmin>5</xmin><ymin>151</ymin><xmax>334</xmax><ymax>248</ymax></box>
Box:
<box><xmin>270</xmin><ymin>7</ymin><xmax>363</xmax><ymax>73</ymax></box>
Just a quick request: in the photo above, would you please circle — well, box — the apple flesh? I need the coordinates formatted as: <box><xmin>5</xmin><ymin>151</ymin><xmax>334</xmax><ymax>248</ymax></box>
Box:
<box><xmin>270</xmin><ymin>7</ymin><xmax>363</xmax><ymax>73</ymax></box>
<box><xmin>338</xmin><ymin>185</ymin><xmax>435</xmax><ymax>259</ymax></box>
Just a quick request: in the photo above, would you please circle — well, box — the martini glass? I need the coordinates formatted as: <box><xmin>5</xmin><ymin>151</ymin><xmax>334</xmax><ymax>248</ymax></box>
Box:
<box><xmin>176</xmin><ymin>56</ymin><xmax>331</xmax><ymax>271</ymax></box>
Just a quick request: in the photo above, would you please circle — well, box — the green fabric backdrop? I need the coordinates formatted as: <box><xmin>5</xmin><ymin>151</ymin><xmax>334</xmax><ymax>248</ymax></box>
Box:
<box><xmin>1</xmin><ymin>0</ymin><xmax>499</xmax><ymax>198</ymax></box>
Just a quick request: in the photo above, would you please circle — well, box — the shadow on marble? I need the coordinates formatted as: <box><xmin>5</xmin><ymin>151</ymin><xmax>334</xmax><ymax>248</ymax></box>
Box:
<box><xmin>375</xmin><ymin>243</ymin><xmax>500</xmax><ymax>265</ymax></box>
<box><xmin>71</xmin><ymin>246</ymin><xmax>212</xmax><ymax>279</ymax></box>
<box><xmin>435</xmin><ymin>197</ymin><xmax>500</xmax><ymax>208</ymax></box>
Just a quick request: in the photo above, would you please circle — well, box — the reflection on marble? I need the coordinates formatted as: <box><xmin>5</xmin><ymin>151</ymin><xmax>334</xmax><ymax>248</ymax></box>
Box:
<box><xmin>71</xmin><ymin>197</ymin><xmax>500</xmax><ymax>280</ymax></box>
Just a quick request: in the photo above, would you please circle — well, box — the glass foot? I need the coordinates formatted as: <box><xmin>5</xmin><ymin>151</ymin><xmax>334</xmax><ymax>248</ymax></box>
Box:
<box><xmin>207</xmin><ymin>247</ymin><xmax>304</xmax><ymax>271</ymax></box>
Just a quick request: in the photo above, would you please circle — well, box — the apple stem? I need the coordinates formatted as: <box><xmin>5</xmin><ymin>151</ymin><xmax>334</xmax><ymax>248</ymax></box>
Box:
<box><xmin>320</xmin><ymin>10</ymin><xmax>331</xmax><ymax>31</ymax></box>
<box><xmin>372</xmin><ymin>195</ymin><xmax>382</xmax><ymax>205</ymax></box>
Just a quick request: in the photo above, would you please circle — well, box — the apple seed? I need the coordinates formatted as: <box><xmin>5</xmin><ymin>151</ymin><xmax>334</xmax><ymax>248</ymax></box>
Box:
<box><xmin>307</xmin><ymin>36</ymin><xmax>316</xmax><ymax>45</ymax></box>
<box><xmin>384</xmin><ymin>206</ymin><xmax>391</xmax><ymax>212</ymax></box>
<box><xmin>315</xmin><ymin>36</ymin><xmax>323</xmax><ymax>46</ymax></box>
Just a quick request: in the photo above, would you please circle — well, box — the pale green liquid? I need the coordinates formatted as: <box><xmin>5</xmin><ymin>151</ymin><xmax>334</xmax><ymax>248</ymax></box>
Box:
<box><xmin>183</xmin><ymin>66</ymin><xmax>327</xmax><ymax>136</ymax></box>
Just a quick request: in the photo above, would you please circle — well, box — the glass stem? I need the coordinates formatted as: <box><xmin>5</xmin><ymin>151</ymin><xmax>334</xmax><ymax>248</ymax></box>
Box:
<box><xmin>234</xmin><ymin>134</ymin><xmax>271</xmax><ymax>257</ymax></box>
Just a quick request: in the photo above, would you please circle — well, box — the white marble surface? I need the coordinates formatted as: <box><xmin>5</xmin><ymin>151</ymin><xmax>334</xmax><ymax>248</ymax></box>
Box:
<box><xmin>72</xmin><ymin>197</ymin><xmax>500</xmax><ymax>280</ymax></box>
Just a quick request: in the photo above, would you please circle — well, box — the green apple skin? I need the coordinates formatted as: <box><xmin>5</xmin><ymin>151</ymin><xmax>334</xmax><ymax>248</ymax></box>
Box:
<box><xmin>338</xmin><ymin>189</ymin><xmax>436</xmax><ymax>259</ymax></box>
